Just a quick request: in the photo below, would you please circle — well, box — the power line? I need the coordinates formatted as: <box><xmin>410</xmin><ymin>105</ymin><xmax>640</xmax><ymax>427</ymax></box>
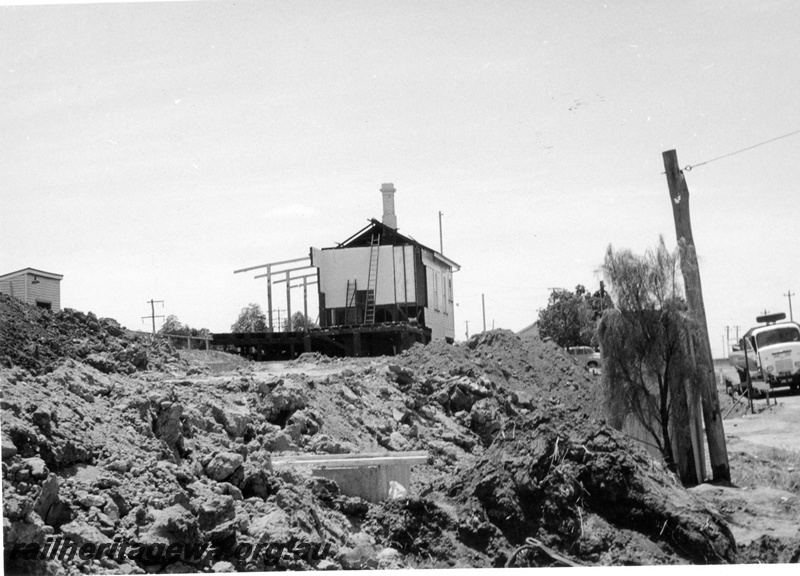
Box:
<box><xmin>683</xmin><ymin>128</ymin><xmax>800</xmax><ymax>172</ymax></box>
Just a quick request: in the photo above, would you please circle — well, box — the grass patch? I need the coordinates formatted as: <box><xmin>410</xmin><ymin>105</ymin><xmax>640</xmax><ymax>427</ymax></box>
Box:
<box><xmin>730</xmin><ymin>445</ymin><xmax>800</xmax><ymax>494</ymax></box>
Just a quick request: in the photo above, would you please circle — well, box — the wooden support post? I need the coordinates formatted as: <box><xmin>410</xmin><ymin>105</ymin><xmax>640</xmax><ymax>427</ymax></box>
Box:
<box><xmin>267</xmin><ymin>264</ymin><xmax>273</xmax><ymax>332</ymax></box>
<box><xmin>303</xmin><ymin>277</ymin><xmax>309</xmax><ymax>332</ymax></box>
<box><xmin>684</xmin><ymin>327</ymin><xmax>706</xmax><ymax>484</ymax></box>
<box><xmin>663</xmin><ymin>149</ymin><xmax>730</xmax><ymax>482</ymax></box>
<box><xmin>285</xmin><ymin>271</ymin><xmax>293</xmax><ymax>331</ymax></box>
<box><xmin>353</xmin><ymin>331</ymin><xmax>361</xmax><ymax>357</ymax></box>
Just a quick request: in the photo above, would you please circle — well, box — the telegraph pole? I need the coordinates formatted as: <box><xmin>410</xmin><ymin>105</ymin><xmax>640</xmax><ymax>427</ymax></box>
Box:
<box><xmin>663</xmin><ymin>149</ymin><xmax>730</xmax><ymax>482</ymax></box>
<box><xmin>482</xmin><ymin>294</ymin><xmax>486</xmax><ymax>332</ymax></box>
<box><xmin>785</xmin><ymin>289</ymin><xmax>795</xmax><ymax>321</ymax></box>
<box><xmin>142</xmin><ymin>300</ymin><xmax>164</xmax><ymax>335</ymax></box>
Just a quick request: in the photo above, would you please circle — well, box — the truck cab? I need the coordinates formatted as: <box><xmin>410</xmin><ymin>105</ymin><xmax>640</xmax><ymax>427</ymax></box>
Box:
<box><xmin>730</xmin><ymin>313</ymin><xmax>800</xmax><ymax>393</ymax></box>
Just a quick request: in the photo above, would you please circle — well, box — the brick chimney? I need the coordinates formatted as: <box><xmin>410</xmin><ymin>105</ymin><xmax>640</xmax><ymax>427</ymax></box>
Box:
<box><xmin>380</xmin><ymin>183</ymin><xmax>397</xmax><ymax>229</ymax></box>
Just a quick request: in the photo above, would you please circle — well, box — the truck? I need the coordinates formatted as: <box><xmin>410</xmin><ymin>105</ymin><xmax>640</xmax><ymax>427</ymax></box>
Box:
<box><xmin>728</xmin><ymin>313</ymin><xmax>800</xmax><ymax>395</ymax></box>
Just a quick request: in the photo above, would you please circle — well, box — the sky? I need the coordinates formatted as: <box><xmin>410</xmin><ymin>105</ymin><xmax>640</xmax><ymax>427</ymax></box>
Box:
<box><xmin>2</xmin><ymin>0</ymin><xmax>798</xmax><ymax>357</ymax></box>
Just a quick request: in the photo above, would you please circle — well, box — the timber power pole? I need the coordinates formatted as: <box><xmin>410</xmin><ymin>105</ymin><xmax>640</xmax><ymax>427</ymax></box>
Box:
<box><xmin>663</xmin><ymin>149</ymin><xmax>730</xmax><ymax>482</ymax></box>
<box><xmin>142</xmin><ymin>299</ymin><xmax>164</xmax><ymax>335</ymax></box>
<box><xmin>786</xmin><ymin>289</ymin><xmax>795</xmax><ymax>321</ymax></box>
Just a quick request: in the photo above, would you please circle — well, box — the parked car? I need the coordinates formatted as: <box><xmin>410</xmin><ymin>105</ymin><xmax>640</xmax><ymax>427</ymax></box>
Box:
<box><xmin>567</xmin><ymin>346</ymin><xmax>602</xmax><ymax>370</ymax></box>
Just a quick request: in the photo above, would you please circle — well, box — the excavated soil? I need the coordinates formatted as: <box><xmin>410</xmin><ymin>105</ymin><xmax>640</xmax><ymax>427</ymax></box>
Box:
<box><xmin>2</xmin><ymin>293</ymin><xmax>798</xmax><ymax>574</ymax></box>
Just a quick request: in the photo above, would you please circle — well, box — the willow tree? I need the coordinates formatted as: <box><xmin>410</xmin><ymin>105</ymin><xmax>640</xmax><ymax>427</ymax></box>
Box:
<box><xmin>598</xmin><ymin>237</ymin><xmax>702</xmax><ymax>484</ymax></box>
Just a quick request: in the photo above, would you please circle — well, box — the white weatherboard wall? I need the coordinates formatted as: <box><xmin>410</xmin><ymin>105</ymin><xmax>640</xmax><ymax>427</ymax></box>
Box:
<box><xmin>421</xmin><ymin>251</ymin><xmax>455</xmax><ymax>340</ymax></box>
<box><xmin>30</xmin><ymin>277</ymin><xmax>61</xmax><ymax>310</ymax></box>
<box><xmin>311</xmin><ymin>246</ymin><xmax>417</xmax><ymax>308</ymax></box>
<box><xmin>0</xmin><ymin>270</ymin><xmax>62</xmax><ymax>311</ymax></box>
<box><xmin>0</xmin><ymin>276</ymin><xmax>26</xmax><ymax>302</ymax></box>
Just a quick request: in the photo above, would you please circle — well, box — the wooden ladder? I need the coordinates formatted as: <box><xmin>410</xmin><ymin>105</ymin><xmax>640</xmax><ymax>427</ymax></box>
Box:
<box><xmin>345</xmin><ymin>279</ymin><xmax>357</xmax><ymax>325</ymax></box>
<box><xmin>364</xmin><ymin>234</ymin><xmax>380</xmax><ymax>324</ymax></box>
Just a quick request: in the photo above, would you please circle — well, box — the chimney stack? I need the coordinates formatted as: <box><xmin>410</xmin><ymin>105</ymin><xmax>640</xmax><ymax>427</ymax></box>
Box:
<box><xmin>380</xmin><ymin>183</ymin><xmax>397</xmax><ymax>229</ymax></box>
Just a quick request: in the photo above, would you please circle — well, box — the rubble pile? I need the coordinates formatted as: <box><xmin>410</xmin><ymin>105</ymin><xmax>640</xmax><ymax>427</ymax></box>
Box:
<box><xmin>0</xmin><ymin>294</ymin><xmax>777</xmax><ymax>574</ymax></box>
<box><xmin>0</xmin><ymin>294</ymin><xmax>180</xmax><ymax>376</ymax></box>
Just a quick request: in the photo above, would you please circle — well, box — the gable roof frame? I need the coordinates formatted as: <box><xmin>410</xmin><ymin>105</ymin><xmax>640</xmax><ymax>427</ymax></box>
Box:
<box><xmin>329</xmin><ymin>219</ymin><xmax>460</xmax><ymax>271</ymax></box>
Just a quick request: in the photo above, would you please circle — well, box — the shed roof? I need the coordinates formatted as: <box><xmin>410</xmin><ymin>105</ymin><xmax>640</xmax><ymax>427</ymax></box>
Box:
<box><xmin>0</xmin><ymin>268</ymin><xmax>63</xmax><ymax>281</ymax></box>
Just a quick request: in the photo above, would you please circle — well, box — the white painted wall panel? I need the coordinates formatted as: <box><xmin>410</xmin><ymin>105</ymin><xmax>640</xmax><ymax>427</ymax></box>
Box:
<box><xmin>422</xmin><ymin>257</ymin><xmax>455</xmax><ymax>340</ymax></box>
<box><xmin>312</xmin><ymin>246</ymin><xmax>417</xmax><ymax>309</ymax></box>
<box><xmin>30</xmin><ymin>277</ymin><xmax>61</xmax><ymax>310</ymax></box>
<box><xmin>0</xmin><ymin>275</ymin><xmax>61</xmax><ymax>310</ymax></box>
<box><xmin>0</xmin><ymin>277</ymin><xmax>25</xmax><ymax>300</ymax></box>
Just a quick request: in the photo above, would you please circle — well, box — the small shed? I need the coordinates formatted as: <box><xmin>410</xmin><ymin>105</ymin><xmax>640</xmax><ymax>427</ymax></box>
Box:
<box><xmin>0</xmin><ymin>268</ymin><xmax>64</xmax><ymax>311</ymax></box>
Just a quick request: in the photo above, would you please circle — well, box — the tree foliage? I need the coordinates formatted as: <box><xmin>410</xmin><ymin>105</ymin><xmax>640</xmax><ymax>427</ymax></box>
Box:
<box><xmin>231</xmin><ymin>303</ymin><xmax>268</xmax><ymax>332</ymax></box>
<box><xmin>158</xmin><ymin>314</ymin><xmax>210</xmax><ymax>338</ymax></box>
<box><xmin>598</xmin><ymin>236</ymin><xmax>700</xmax><ymax>484</ymax></box>
<box><xmin>157</xmin><ymin>315</ymin><xmax>210</xmax><ymax>350</ymax></box>
<box><xmin>537</xmin><ymin>284</ymin><xmax>609</xmax><ymax>348</ymax></box>
<box><xmin>282</xmin><ymin>312</ymin><xmax>318</xmax><ymax>332</ymax></box>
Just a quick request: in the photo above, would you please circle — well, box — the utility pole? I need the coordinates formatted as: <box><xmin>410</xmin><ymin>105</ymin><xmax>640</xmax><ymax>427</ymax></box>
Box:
<box><xmin>141</xmin><ymin>300</ymin><xmax>164</xmax><ymax>335</ymax></box>
<box><xmin>785</xmin><ymin>289</ymin><xmax>795</xmax><ymax>321</ymax></box>
<box><xmin>663</xmin><ymin>149</ymin><xmax>730</xmax><ymax>482</ymax></box>
<box><xmin>438</xmin><ymin>211</ymin><xmax>444</xmax><ymax>254</ymax></box>
<box><xmin>465</xmin><ymin>320</ymin><xmax>469</xmax><ymax>339</ymax></box>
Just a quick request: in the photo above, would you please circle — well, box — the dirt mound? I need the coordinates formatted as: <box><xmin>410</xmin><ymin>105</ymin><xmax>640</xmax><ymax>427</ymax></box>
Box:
<box><xmin>0</xmin><ymin>294</ymin><xmax>179</xmax><ymax>375</ymax></box>
<box><xmin>1</xmin><ymin>297</ymin><xmax>795</xmax><ymax>573</ymax></box>
<box><xmin>738</xmin><ymin>535</ymin><xmax>800</xmax><ymax>563</ymax></box>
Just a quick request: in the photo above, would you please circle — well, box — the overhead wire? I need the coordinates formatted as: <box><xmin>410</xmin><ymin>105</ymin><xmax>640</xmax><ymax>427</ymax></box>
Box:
<box><xmin>681</xmin><ymin>127</ymin><xmax>800</xmax><ymax>172</ymax></box>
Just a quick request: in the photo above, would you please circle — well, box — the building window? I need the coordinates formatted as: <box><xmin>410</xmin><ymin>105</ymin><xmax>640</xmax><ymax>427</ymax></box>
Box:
<box><xmin>433</xmin><ymin>271</ymin><xmax>440</xmax><ymax>311</ymax></box>
<box><xmin>36</xmin><ymin>301</ymin><xmax>52</xmax><ymax>310</ymax></box>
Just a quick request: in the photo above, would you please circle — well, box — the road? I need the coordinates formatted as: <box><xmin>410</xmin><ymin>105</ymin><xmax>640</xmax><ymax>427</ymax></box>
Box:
<box><xmin>724</xmin><ymin>388</ymin><xmax>800</xmax><ymax>453</ymax></box>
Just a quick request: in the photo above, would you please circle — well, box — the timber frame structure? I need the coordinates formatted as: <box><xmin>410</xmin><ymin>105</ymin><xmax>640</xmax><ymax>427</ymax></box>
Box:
<box><xmin>212</xmin><ymin>321</ymin><xmax>430</xmax><ymax>361</ymax></box>
<box><xmin>224</xmin><ymin>183</ymin><xmax>456</xmax><ymax>361</ymax></box>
